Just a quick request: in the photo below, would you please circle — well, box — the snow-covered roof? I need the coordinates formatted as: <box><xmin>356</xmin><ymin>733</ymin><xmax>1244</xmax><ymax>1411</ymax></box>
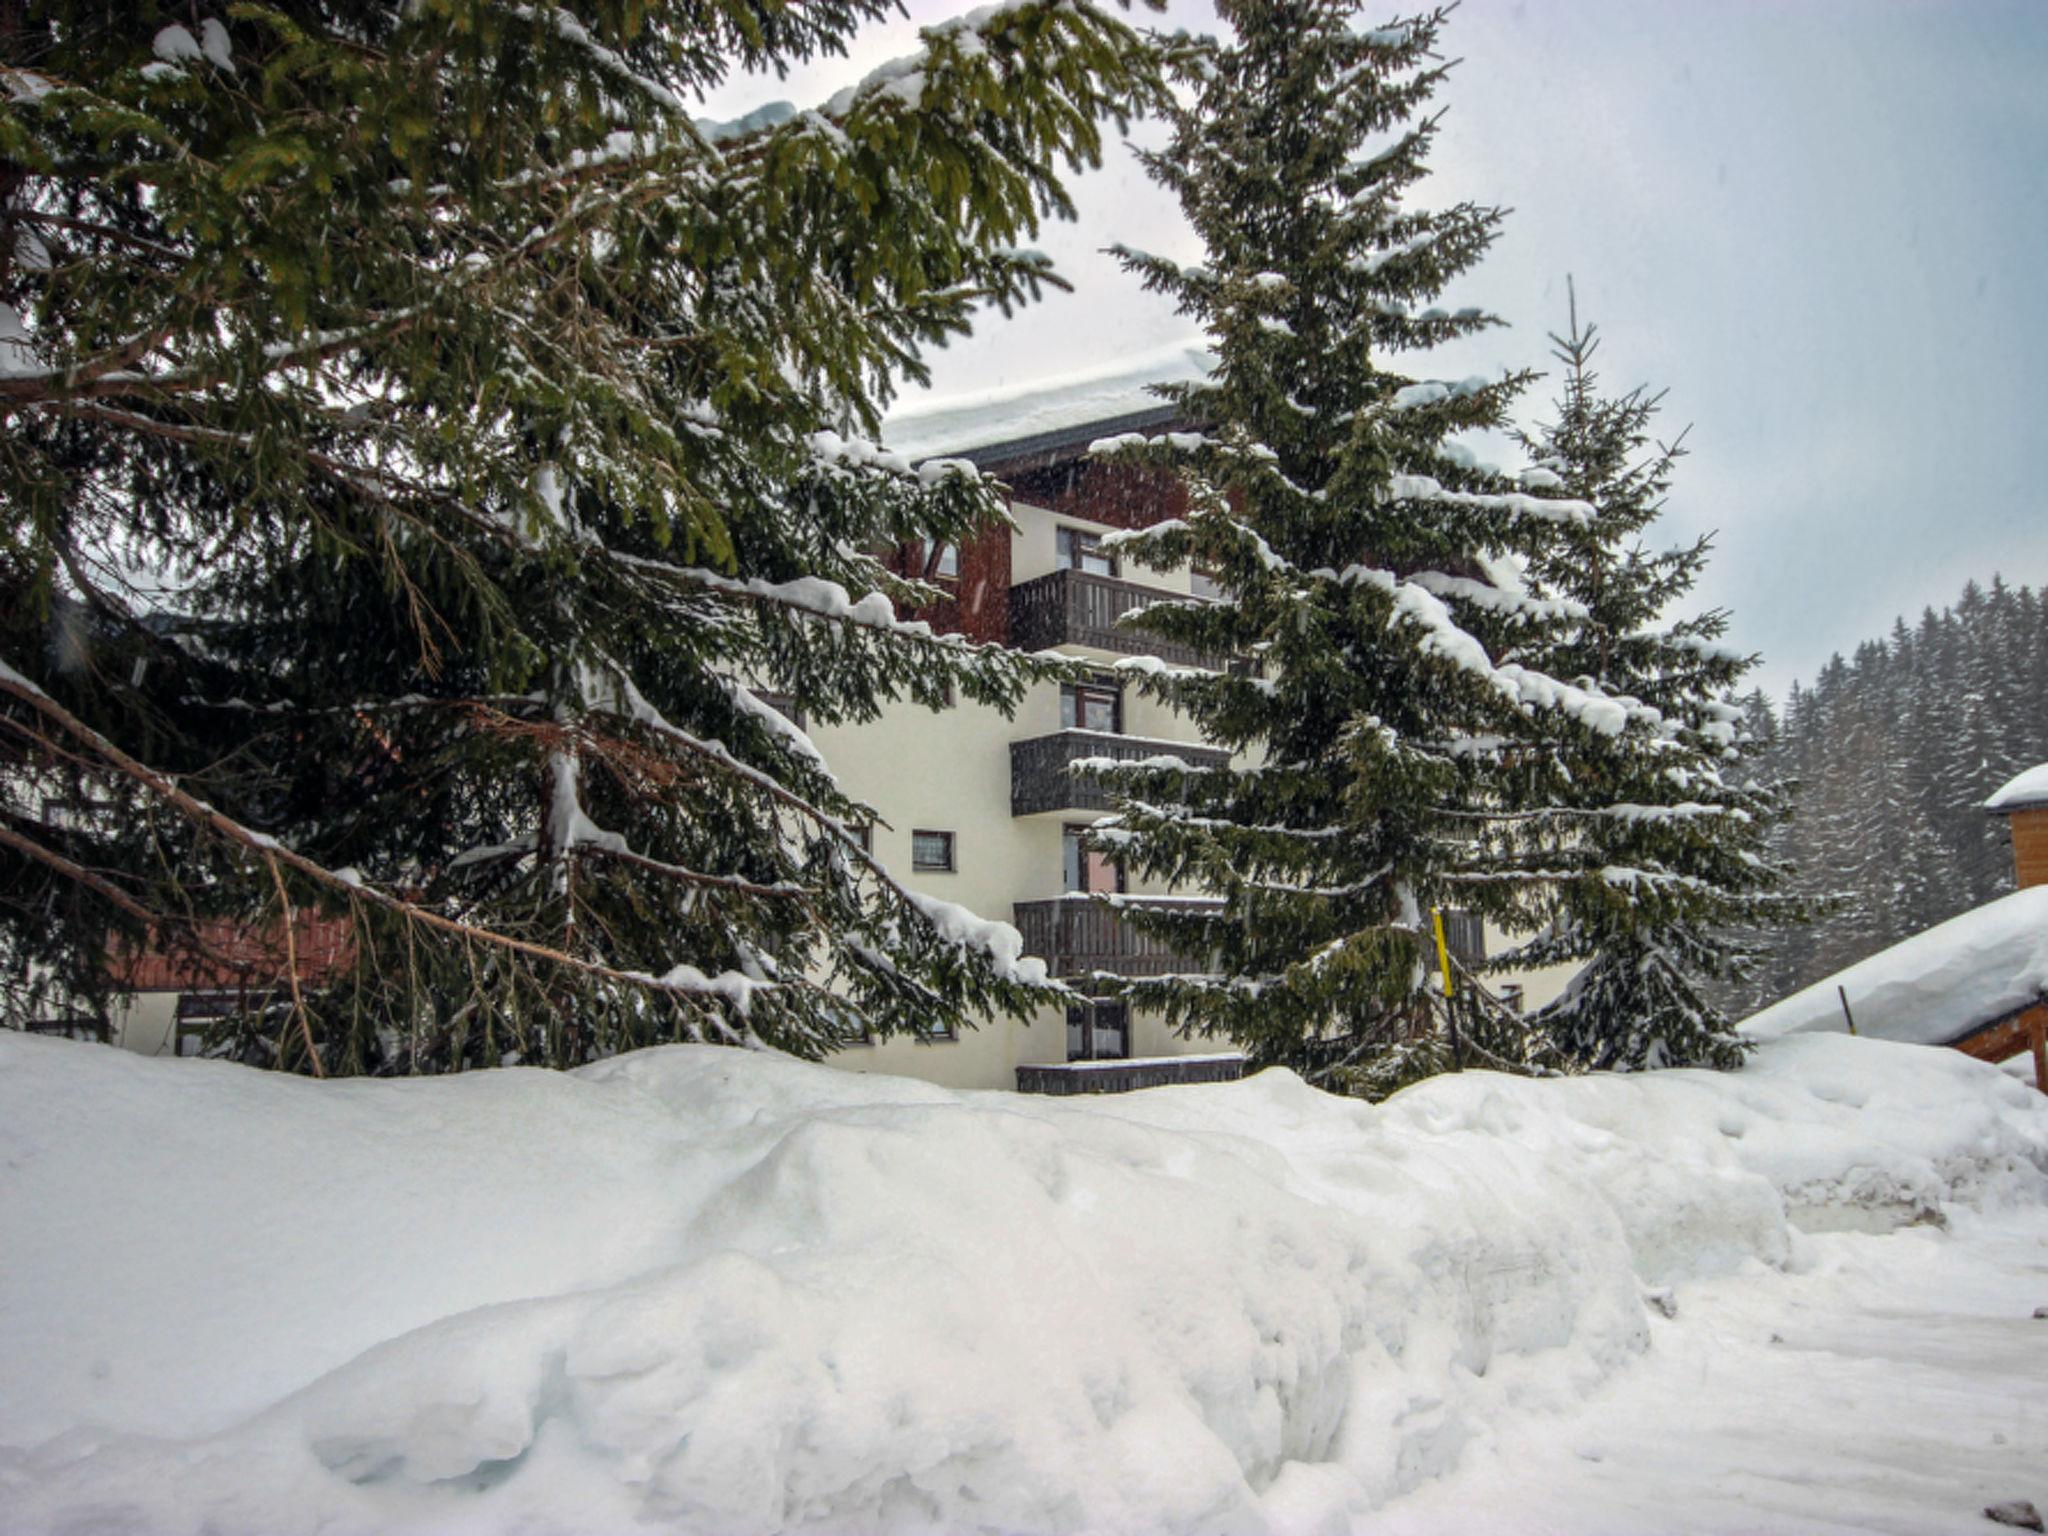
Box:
<box><xmin>1986</xmin><ymin>762</ymin><xmax>2048</xmax><ymax>813</ymax></box>
<box><xmin>1741</xmin><ymin>885</ymin><xmax>2048</xmax><ymax>1049</ymax></box>
<box><xmin>882</xmin><ymin>339</ymin><xmax>1214</xmax><ymax>463</ymax></box>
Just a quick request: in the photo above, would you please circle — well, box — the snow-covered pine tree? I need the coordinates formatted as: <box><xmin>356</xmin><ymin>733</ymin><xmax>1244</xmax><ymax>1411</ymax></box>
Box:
<box><xmin>1076</xmin><ymin>3</ymin><xmax>1654</xmax><ymax>1096</ymax></box>
<box><xmin>0</xmin><ymin>1</ymin><xmax>1160</xmax><ymax>1071</ymax></box>
<box><xmin>1500</xmin><ymin>294</ymin><xmax>1801</xmax><ymax>1071</ymax></box>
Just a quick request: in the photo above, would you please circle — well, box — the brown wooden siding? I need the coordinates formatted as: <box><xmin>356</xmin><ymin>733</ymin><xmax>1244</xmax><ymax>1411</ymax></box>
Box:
<box><xmin>1001</xmin><ymin>459</ymin><xmax>1193</xmax><ymax>533</ymax></box>
<box><xmin>109</xmin><ymin>914</ymin><xmax>354</xmax><ymax>992</ymax></box>
<box><xmin>1951</xmin><ymin>1000</ymin><xmax>2048</xmax><ymax>1091</ymax></box>
<box><xmin>2009</xmin><ymin>805</ymin><xmax>2048</xmax><ymax>890</ymax></box>
<box><xmin>889</xmin><ymin>524</ymin><xmax>1012</xmax><ymax>644</ymax></box>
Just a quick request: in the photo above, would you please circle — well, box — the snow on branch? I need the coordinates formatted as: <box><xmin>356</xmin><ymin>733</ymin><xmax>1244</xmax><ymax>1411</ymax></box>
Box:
<box><xmin>1333</xmin><ymin>566</ymin><xmax>1653</xmax><ymax>737</ymax></box>
<box><xmin>0</xmin><ymin>663</ymin><xmax>786</xmax><ymax>1009</ymax></box>
<box><xmin>512</xmin><ymin>4</ymin><xmax>688</xmax><ymax>114</ymax></box>
<box><xmin>1407</xmin><ymin>570</ymin><xmax>1588</xmax><ymax>623</ymax></box>
<box><xmin>1387</xmin><ymin>472</ymin><xmax>1592</xmax><ymax>525</ymax></box>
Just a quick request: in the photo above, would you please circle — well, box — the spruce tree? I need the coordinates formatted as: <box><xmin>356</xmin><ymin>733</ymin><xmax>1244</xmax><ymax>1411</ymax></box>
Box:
<box><xmin>1504</xmin><ymin>295</ymin><xmax>1800</xmax><ymax>1070</ymax></box>
<box><xmin>1</xmin><ymin>0</ymin><xmax>1160</xmax><ymax>1070</ymax></box>
<box><xmin>1079</xmin><ymin>3</ymin><xmax>1656</xmax><ymax>1095</ymax></box>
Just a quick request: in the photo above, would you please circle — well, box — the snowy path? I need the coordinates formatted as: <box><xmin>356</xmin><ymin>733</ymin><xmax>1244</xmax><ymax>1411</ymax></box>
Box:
<box><xmin>1377</xmin><ymin>1209</ymin><xmax>2048</xmax><ymax>1535</ymax></box>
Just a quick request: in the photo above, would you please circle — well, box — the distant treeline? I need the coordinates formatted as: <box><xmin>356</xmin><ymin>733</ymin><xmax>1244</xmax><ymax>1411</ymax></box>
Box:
<box><xmin>1723</xmin><ymin>575</ymin><xmax>2048</xmax><ymax>1016</ymax></box>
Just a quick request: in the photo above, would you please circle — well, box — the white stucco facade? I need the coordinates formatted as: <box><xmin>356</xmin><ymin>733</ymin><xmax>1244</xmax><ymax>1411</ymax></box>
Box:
<box><xmin>806</xmin><ymin>489</ymin><xmax>1582</xmax><ymax>1091</ymax></box>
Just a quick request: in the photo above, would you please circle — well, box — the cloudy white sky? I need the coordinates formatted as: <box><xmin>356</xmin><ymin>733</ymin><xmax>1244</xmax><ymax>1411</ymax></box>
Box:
<box><xmin>704</xmin><ymin>1</ymin><xmax>2048</xmax><ymax>701</ymax></box>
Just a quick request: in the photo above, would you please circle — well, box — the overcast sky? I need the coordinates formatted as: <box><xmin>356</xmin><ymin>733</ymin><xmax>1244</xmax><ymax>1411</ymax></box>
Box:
<box><xmin>703</xmin><ymin>1</ymin><xmax>2048</xmax><ymax>702</ymax></box>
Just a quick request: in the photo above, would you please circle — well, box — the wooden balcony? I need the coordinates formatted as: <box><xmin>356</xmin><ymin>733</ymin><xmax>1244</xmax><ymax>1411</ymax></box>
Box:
<box><xmin>1008</xmin><ymin>568</ymin><xmax>1222</xmax><ymax>668</ymax></box>
<box><xmin>1017</xmin><ymin>1054</ymin><xmax>1246</xmax><ymax>1095</ymax></box>
<box><xmin>1013</xmin><ymin>895</ymin><xmax>1222</xmax><ymax>980</ymax></box>
<box><xmin>1010</xmin><ymin>730</ymin><xmax>1231</xmax><ymax>817</ymax></box>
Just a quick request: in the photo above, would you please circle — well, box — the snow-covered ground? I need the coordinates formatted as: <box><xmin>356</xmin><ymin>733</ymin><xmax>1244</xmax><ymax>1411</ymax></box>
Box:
<box><xmin>1</xmin><ymin>1029</ymin><xmax>2044</xmax><ymax>1534</ymax></box>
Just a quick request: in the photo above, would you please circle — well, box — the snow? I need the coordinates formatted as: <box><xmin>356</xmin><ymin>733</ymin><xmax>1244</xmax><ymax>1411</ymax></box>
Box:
<box><xmin>1388</xmin><ymin>377</ymin><xmax>1489</xmax><ymax>411</ymax></box>
<box><xmin>2</xmin><ymin>1031</ymin><xmax>2044</xmax><ymax>1533</ymax></box>
<box><xmin>883</xmin><ymin>340</ymin><xmax>1214</xmax><ymax>462</ymax></box>
<box><xmin>1742</xmin><ymin>885</ymin><xmax>2048</xmax><ymax>1048</ymax></box>
<box><xmin>151</xmin><ymin>24</ymin><xmax>203</xmax><ymax>65</ymax></box>
<box><xmin>902</xmin><ymin>890</ymin><xmax>1049</xmax><ymax>987</ymax></box>
<box><xmin>0</xmin><ymin>299</ymin><xmax>37</xmax><ymax>378</ymax></box>
<box><xmin>197</xmin><ymin>18</ymin><xmax>234</xmax><ymax>72</ymax></box>
<box><xmin>1987</xmin><ymin>762</ymin><xmax>2048</xmax><ymax>812</ymax></box>
<box><xmin>1336</xmin><ymin>565</ymin><xmax>1647</xmax><ymax>736</ymax></box>
<box><xmin>1387</xmin><ymin>471</ymin><xmax>1594</xmax><ymax>525</ymax></box>
<box><xmin>695</xmin><ymin>100</ymin><xmax>798</xmax><ymax>144</ymax></box>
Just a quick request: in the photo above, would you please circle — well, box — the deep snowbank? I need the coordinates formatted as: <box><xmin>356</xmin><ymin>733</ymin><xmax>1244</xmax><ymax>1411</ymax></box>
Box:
<box><xmin>1741</xmin><ymin>884</ymin><xmax>2048</xmax><ymax>1047</ymax></box>
<box><xmin>1</xmin><ymin>1031</ymin><xmax>2043</xmax><ymax>1534</ymax></box>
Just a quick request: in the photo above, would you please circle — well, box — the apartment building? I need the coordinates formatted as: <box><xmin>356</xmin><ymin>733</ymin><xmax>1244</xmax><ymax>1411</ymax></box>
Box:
<box><xmin>88</xmin><ymin>350</ymin><xmax>1577</xmax><ymax>1080</ymax></box>
<box><xmin>810</xmin><ymin>353</ymin><xmax>1579</xmax><ymax>1091</ymax></box>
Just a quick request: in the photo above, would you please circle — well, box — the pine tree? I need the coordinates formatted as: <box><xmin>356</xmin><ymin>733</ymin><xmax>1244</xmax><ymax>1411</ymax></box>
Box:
<box><xmin>1076</xmin><ymin>3</ymin><xmax>1655</xmax><ymax>1095</ymax></box>
<box><xmin>1496</xmin><ymin>294</ymin><xmax>1799</xmax><ymax>1070</ymax></box>
<box><xmin>1</xmin><ymin>1</ymin><xmax>1162</xmax><ymax>1070</ymax></box>
<box><xmin>1724</xmin><ymin>575</ymin><xmax>2048</xmax><ymax>1010</ymax></box>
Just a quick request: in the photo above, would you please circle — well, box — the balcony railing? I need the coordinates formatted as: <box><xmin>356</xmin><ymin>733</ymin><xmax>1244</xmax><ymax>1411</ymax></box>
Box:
<box><xmin>1017</xmin><ymin>1054</ymin><xmax>1246</xmax><ymax>1096</ymax></box>
<box><xmin>1013</xmin><ymin>895</ymin><xmax>1223</xmax><ymax>980</ymax></box>
<box><xmin>1008</xmin><ymin>568</ymin><xmax>1222</xmax><ymax>669</ymax></box>
<box><xmin>1010</xmin><ymin>730</ymin><xmax>1231</xmax><ymax>817</ymax></box>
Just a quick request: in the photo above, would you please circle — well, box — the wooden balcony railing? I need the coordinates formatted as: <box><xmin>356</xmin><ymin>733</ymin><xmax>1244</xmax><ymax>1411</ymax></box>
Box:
<box><xmin>1017</xmin><ymin>1054</ymin><xmax>1246</xmax><ymax>1095</ymax></box>
<box><xmin>1013</xmin><ymin>895</ymin><xmax>1222</xmax><ymax>980</ymax></box>
<box><xmin>1008</xmin><ymin>568</ymin><xmax>1223</xmax><ymax>668</ymax></box>
<box><xmin>1010</xmin><ymin>730</ymin><xmax>1231</xmax><ymax>817</ymax></box>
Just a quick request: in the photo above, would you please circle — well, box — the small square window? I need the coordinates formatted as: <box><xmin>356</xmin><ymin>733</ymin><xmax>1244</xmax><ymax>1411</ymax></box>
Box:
<box><xmin>822</xmin><ymin>1003</ymin><xmax>872</xmax><ymax>1046</ymax></box>
<box><xmin>911</xmin><ymin>829</ymin><xmax>956</xmax><ymax>872</ymax></box>
<box><xmin>917</xmin><ymin>1016</ymin><xmax>959</xmax><ymax>1043</ymax></box>
<box><xmin>846</xmin><ymin>821</ymin><xmax>873</xmax><ymax>853</ymax></box>
<box><xmin>928</xmin><ymin>541</ymin><xmax>960</xmax><ymax>581</ymax></box>
<box><xmin>1498</xmin><ymin>983</ymin><xmax>1525</xmax><ymax>1016</ymax></box>
<box><xmin>1066</xmin><ymin>1000</ymin><xmax>1129</xmax><ymax>1061</ymax></box>
<box><xmin>1061</xmin><ymin>680</ymin><xmax>1122</xmax><ymax>734</ymax></box>
<box><xmin>1057</xmin><ymin>526</ymin><xmax>1117</xmax><ymax>578</ymax></box>
<box><xmin>1063</xmin><ymin>824</ymin><xmax>1125</xmax><ymax>894</ymax></box>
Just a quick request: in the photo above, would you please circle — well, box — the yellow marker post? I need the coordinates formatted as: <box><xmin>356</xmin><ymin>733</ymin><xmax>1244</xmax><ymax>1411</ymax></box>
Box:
<box><xmin>1431</xmin><ymin>906</ymin><xmax>1465</xmax><ymax>1071</ymax></box>
<box><xmin>1430</xmin><ymin>907</ymin><xmax>1457</xmax><ymax>999</ymax></box>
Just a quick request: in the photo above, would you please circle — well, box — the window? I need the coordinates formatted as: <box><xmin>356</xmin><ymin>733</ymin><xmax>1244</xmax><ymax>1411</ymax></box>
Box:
<box><xmin>911</xmin><ymin>829</ymin><xmax>955</xmax><ymax>872</ymax></box>
<box><xmin>822</xmin><ymin>1003</ymin><xmax>872</xmax><ymax>1046</ymax></box>
<box><xmin>1063</xmin><ymin>824</ymin><xmax>1125</xmax><ymax>894</ymax></box>
<box><xmin>1060</xmin><ymin>679</ymin><xmax>1122</xmax><ymax>734</ymax></box>
<box><xmin>1066</xmin><ymin>1001</ymin><xmax>1129</xmax><ymax>1061</ymax></box>
<box><xmin>1498</xmin><ymin>983</ymin><xmax>1525</xmax><ymax>1016</ymax></box>
<box><xmin>1441</xmin><ymin>909</ymin><xmax>1485</xmax><ymax>966</ymax></box>
<box><xmin>926</xmin><ymin>540</ymin><xmax>960</xmax><ymax>581</ymax></box>
<box><xmin>846</xmin><ymin>821</ymin><xmax>873</xmax><ymax>853</ymax></box>
<box><xmin>1057</xmin><ymin>526</ymin><xmax>1117</xmax><ymax>577</ymax></box>
<box><xmin>1190</xmin><ymin>566</ymin><xmax>1224</xmax><ymax>601</ymax></box>
<box><xmin>917</xmin><ymin>1016</ymin><xmax>959</xmax><ymax>1043</ymax></box>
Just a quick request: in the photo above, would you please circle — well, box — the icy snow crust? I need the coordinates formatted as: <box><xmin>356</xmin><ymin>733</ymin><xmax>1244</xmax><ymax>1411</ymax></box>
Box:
<box><xmin>1741</xmin><ymin>885</ymin><xmax>2048</xmax><ymax>1047</ymax></box>
<box><xmin>1</xmin><ymin>1032</ymin><xmax>2043</xmax><ymax>1534</ymax></box>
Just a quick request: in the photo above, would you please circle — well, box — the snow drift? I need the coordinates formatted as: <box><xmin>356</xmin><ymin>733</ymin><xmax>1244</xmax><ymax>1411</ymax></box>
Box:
<box><xmin>1</xmin><ymin>1031</ymin><xmax>2043</xmax><ymax>1534</ymax></box>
